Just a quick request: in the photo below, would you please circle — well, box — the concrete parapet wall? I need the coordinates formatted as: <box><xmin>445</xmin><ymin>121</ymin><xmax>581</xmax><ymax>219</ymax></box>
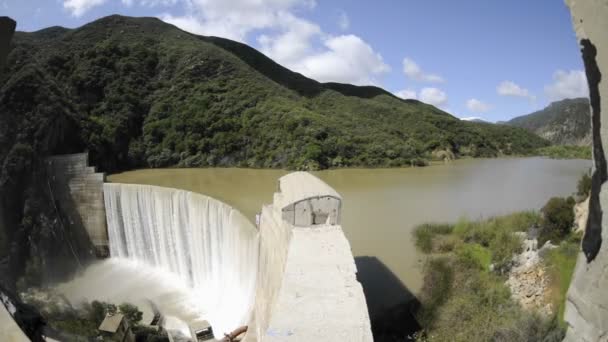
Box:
<box><xmin>46</xmin><ymin>153</ymin><xmax>108</xmax><ymax>257</ymax></box>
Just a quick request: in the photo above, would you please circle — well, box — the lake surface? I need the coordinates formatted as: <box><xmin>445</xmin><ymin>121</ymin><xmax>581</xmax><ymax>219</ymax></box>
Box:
<box><xmin>108</xmin><ymin>157</ymin><xmax>591</xmax><ymax>296</ymax></box>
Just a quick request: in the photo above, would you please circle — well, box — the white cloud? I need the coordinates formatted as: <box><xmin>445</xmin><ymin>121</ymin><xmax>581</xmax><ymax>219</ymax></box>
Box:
<box><xmin>466</xmin><ymin>98</ymin><xmax>491</xmax><ymax>113</ymax></box>
<box><xmin>160</xmin><ymin>14</ymin><xmax>207</xmax><ymax>34</ymax></box>
<box><xmin>394</xmin><ymin>89</ymin><xmax>417</xmax><ymax>100</ymax></box>
<box><xmin>63</xmin><ymin>0</ymin><xmax>106</xmax><ymax>17</ymax></box>
<box><xmin>290</xmin><ymin>35</ymin><xmax>390</xmax><ymax>85</ymax></box>
<box><xmin>338</xmin><ymin>11</ymin><xmax>349</xmax><ymax>30</ymax></box>
<box><xmin>161</xmin><ymin>0</ymin><xmax>313</xmax><ymax>42</ymax></box>
<box><xmin>419</xmin><ymin>87</ymin><xmax>448</xmax><ymax>107</ymax></box>
<box><xmin>160</xmin><ymin>0</ymin><xmax>387</xmax><ymax>85</ymax></box>
<box><xmin>402</xmin><ymin>58</ymin><xmax>444</xmax><ymax>83</ymax></box>
<box><xmin>396</xmin><ymin>87</ymin><xmax>449</xmax><ymax>109</ymax></box>
<box><xmin>258</xmin><ymin>13</ymin><xmax>321</xmax><ymax>66</ymax></box>
<box><xmin>544</xmin><ymin>70</ymin><xmax>588</xmax><ymax>101</ymax></box>
<box><xmin>496</xmin><ymin>80</ymin><xmax>535</xmax><ymax>100</ymax></box>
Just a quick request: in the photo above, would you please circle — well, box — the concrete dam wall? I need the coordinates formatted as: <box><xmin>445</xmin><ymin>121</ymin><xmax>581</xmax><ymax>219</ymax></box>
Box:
<box><xmin>102</xmin><ymin>172</ymin><xmax>371</xmax><ymax>341</ymax></box>
<box><xmin>103</xmin><ymin>183</ymin><xmax>259</xmax><ymax>339</ymax></box>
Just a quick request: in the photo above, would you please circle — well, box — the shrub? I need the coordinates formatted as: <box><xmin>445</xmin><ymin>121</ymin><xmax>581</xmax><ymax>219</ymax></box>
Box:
<box><xmin>119</xmin><ymin>303</ymin><xmax>143</xmax><ymax>326</ymax></box>
<box><xmin>492</xmin><ymin>313</ymin><xmax>565</xmax><ymax>342</ymax></box>
<box><xmin>492</xmin><ymin>211</ymin><xmax>540</xmax><ymax>233</ymax></box>
<box><xmin>489</xmin><ymin>228</ymin><xmax>522</xmax><ymax>273</ymax></box>
<box><xmin>436</xmin><ymin>235</ymin><xmax>459</xmax><ymax>253</ymax></box>
<box><xmin>539</xmin><ymin>197</ymin><xmax>575</xmax><ymax>245</ymax></box>
<box><xmin>413</xmin><ymin>223</ymin><xmax>453</xmax><ymax>253</ymax></box>
<box><xmin>417</xmin><ymin>257</ymin><xmax>454</xmax><ymax>328</ymax></box>
<box><xmin>456</xmin><ymin>243</ymin><xmax>492</xmax><ymax>270</ymax></box>
<box><xmin>577</xmin><ymin>170</ymin><xmax>592</xmax><ymax>198</ymax></box>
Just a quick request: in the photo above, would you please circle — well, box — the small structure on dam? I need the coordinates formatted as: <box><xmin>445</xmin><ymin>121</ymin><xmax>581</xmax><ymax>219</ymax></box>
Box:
<box><xmin>46</xmin><ymin>153</ymin><xmax>108</xmax><ymax>257</ymax></box>
<box><xmin>276</xmin><ymin>172</ymin><xmax>341</xmax><ymax>226</ymax></box>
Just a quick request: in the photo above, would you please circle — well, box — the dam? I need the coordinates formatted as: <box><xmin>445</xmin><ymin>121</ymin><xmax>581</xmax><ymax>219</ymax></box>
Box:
<box><xmin>43</xmin><ymin>154</ymin><xmax>372</xmax><ymax>341</ymax></box>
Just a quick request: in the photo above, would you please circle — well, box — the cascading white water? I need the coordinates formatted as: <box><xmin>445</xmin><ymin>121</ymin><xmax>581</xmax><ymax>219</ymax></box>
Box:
<box><xmin>103</xmin><ymin>183</ymin><xmax>259</xmax><ymax>338</ymax></box>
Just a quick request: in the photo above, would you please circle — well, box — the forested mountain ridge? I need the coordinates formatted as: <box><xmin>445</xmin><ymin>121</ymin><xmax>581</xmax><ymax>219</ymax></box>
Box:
<box><xmin>1</xmin><ymin>15</ymin><xmax>548</xmax><ymax>175</ymax></box>
<box><xmin>507</xmin><ymin>98</ymin><xmax>591</xmax><ymax>146</ymax></box>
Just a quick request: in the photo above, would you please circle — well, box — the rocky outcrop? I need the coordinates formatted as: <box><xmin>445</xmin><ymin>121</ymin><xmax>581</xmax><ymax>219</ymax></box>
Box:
<box><xmin>563</xmin><ymin>1</ymin><xmax>608</xmax><ymax>341</ymax></box>
<box><xmin>506</xmin><ymin>235</ymin><xmax>553</xmax><ymax>316</ymax></box>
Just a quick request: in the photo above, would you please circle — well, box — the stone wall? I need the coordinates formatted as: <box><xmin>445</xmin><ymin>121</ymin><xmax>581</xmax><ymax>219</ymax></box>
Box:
<box><xmin>563</xmin><ymin>1</ymin><xmax>608</xmax><ymax>341</ymax></box>
<box><xmin>46</xmin><ymin>153</ymin><xmax>108</xmax><ymax>257</ymax></box>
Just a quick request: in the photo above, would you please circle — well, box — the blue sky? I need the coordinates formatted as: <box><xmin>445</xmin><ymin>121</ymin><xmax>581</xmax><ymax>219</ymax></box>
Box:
<box><xmin>2</xmin><ymin>0</ymin><xmax>588</xmax><ymax>121</ymax></box>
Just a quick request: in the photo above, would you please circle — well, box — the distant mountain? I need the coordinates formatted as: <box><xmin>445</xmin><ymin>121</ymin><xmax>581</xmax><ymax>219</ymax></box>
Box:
<box><xmin>461</xmin><ymin>118</ymin><xmax>492</xmax><ymax>124</ymax></box>
<box><xmin>507</xmin><ymin>98</ymin><xmax>591</xmax><ymax>146</ymax></box>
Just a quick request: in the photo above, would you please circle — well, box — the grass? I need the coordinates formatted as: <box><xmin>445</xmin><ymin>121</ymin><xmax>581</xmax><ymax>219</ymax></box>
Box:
<box><xmin>544</xmin><ymin>235</ymin><xmax>581</xmax><ymax>324</ymax></box>
<box><xmin>414</xmin><ymin>223</ymin><xmax>454</xmax><ymax>253</ymax></box>
<box><xmin>455</xmin><ymin>243</ymin><xmax>492</xmax><ymax>270</ymax></box>
<box><xmin>412</xmin><ymin>211</ymin><xmax>567</xmax><ymax>341</ymax></box>
<box><xmin>536</xmin><ymin>145</ymin><xmax>592</xmax><ymax>160</ymax></box>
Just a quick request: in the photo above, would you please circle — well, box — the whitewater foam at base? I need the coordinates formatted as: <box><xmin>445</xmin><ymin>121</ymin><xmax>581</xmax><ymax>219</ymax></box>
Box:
<box><xmin>103</xmin><ymin>183</ymin><xmax>259</xmax><ymax>338</ymax></box>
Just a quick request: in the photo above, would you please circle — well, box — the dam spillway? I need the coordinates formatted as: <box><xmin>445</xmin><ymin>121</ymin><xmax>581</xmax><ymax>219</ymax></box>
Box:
<box><xmin>95</xmin><ymin>172</ymin><xmax>373</xmax><ymax>341</ymax></box>
<box><xmin>103</xmin><ymin>183</ymin><xmax>259</xmax><ymax>338</ymax></box>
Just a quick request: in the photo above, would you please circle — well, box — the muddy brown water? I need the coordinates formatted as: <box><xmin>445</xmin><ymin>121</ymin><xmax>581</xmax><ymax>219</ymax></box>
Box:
<box><xmin>108</xmin><ymin>157</ymin><xmax>591</xmax><ymax>302</ymax></box>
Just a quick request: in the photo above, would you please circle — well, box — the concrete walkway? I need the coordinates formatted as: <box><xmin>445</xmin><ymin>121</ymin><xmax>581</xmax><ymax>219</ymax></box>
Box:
<box><xmin>264</xmin><ymin>225</ymin><xmax>372</xmax><ymax>342</ymax></box>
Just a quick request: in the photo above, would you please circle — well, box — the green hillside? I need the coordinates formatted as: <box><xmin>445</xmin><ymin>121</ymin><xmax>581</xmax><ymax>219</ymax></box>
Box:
<box><xmin>0</xmin><ymin>15</ymin><xmax>548</xmax><ymax>174</ymax></box>
<box><xmin>507</xmin><ymin>98</ymin><xmax>590</xmax><ymax>146</ymax></box>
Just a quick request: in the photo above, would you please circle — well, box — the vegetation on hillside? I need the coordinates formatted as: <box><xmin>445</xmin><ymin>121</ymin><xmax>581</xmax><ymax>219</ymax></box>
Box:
<box><xmin>1</xmin><ymin>15</ymin><xmax>548</xmax><ymax>173</ymax></box>
<box><xmin>536</xmin><ymin>145</ymin><xmax>591</xmax><ymax>160</ymax></box>
<box><xmin>412</xmin><ymin>187</ymin><xmax>584</xmax><ymax>341</ymax></box>
<box><xmin>507</xmin><ymin>98</ymin><xmax>591</xmax><ymax>146</ymax></box>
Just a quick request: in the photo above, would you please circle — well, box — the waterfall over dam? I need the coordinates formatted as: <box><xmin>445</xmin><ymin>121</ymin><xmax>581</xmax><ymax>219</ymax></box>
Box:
<box><xmin>103</xmin><ymin>183</ymin><xmax>259</xmax><ymax>338</ymax></box>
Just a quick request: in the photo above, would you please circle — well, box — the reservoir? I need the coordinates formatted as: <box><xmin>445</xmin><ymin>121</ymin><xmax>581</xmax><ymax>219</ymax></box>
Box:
<box><xmin>108</xmin><ymin>157</ymin><xmax>591</xmax><ymax>297</ymax></box>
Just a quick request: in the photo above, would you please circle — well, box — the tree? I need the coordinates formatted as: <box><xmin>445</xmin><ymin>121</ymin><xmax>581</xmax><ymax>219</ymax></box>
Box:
<box><xmin>89</xmin><ymin>301</ymin><xmax>117</xmax><ymax>326</ymax></box>
<box><xmin>577</xmin><ymin>171</ymin><xmax>592</xmax><ymax>198</ymax></box>
<box><xmin>540</xmin><ymin>197</ymin><xmax>575</xmax><ymax>244</ymax></box>
<box><xmin>119</xmin><ymin>303</ymin><xmax>143</xmax><ymax>327</ymax></box>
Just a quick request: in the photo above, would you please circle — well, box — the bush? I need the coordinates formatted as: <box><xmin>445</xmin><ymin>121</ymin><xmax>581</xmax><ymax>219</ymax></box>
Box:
<box><xmin>119</xmin><ymin>303</ymin><xmax>143</xmax><ymax>326</ymax></box>
<box><xmin>489</xmin><ymin>228</ymin><xmax>522</xmax><ymax>273</ymax></box>
<box><xmin>436</xmin><ymin>235</ymin><xmax>459</xmax><ymax>253</ymax></box>
<box><xmin>413</xmin><ymin>223</ymin><xmax>453</xmax><ymax>253</ymax></box>
<box><xmin>456</xmin><ymin>244</ymin><xmax>492</xmax><ymax>270</ymax></box>
<box><xmin>539</xmin><ymin>197</ymin><xmax>575</xmax><ymax>245</ymax></box>
<box><xmin>577</xmin><ymin>170</ymin><xmax>592</xmax><ymax>198</ymax></box>
<box><xmin>417</xmin><ymin>258</ymin><xmax>454</xmax><ymax>328</ymax></box>
<box><xmin>492</xmin><ymin>313</ymin><xmax>565</xmax><ymax>342</ymax></box>
<box><xmin>454</xmin><ymin>218</ymin><xmax>494</xmax><ymax>246</ymax></box>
